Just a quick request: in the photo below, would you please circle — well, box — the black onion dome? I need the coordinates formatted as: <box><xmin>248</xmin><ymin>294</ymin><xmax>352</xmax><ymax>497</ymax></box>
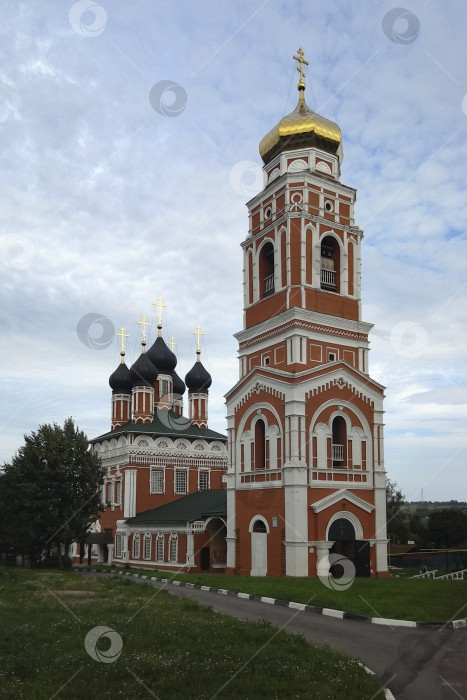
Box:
<box><xmin>185</xmin><ymin>359</ymin><xmax>212</xmax><ymax>394</ymax></box>
<box><xmin>130</xmin><ymin>351</ymin><xmax>158</xmax><ymax>387</ymax></box>
<box><xmin>109</xmin><ymin>361</ymin><xmax>133</xmax><ymax>394</ymax></box>
<box><xmin>147</xmin><ymin>336</ymin><xmax>177</xmax><ymax>373</ymax></box>
<box><xmin>171</xmin><ymin>369</ymin><xmax>186</xmax><ymax>396</ymax></box>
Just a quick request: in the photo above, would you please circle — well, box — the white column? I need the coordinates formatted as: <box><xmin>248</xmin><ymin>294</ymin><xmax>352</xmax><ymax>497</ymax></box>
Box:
<box><xmin>186</xmin><ymin>531</ymin><xmax>194</xmax><ymax>568</ymax></box>
<box><xmin>107</xmin><ymin>544</ymin><xmax>114</xmax><ymax>566</ymax></box>
<box><xmin>283</xmin><ymin>462</ymin><xmax>308</xmax><ymax>576</ymax></box>
<box><xmin>225</xmin><ymin>472</ymin><xmax>236</xmax><ymax>570</ymax></box>
<box><xmin>124</xmin><ymin>470</ymin><xmax>137</xmax><ymax>519</ymax></box>
<box><xmin>315</xmin><ymin>541</ymin><xmax>334</xmax><ymax>578</ymax></box>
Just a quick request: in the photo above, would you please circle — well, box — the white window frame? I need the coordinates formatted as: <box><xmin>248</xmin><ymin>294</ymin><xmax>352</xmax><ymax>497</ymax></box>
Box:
<box><xmin>114</xmin><ymin>479</ymin><xmax>122</xmax><ymax>506</ymax></box>
<box><xmin>144</xmin><ymin>533</ymin><xmax>151</xmax><ymax>560</ymax></box>
<box><xmin>132</xmin><ymin>532</ymin><xmax>140</xmax><ymax>559</ymax></box>
<box><xmin>198</xmin><ymin>471</ymin><xmax>209</xmax><ymax>491</ymax></box>
<box><xmin>156</xmin><ymin>536</ymin><xmax>164</xmax><ymax>562</ymax></box>
<box><xmin>106</xmin><ymin>480</ymin><xmax>113</xmax><ymax>505</ymax></box>
<box><xmin>150</xmin><ymin>468</ymin><xmax>164</xmax><ymax>494</ymax></box>
<box><xmin>175</xmin><ymin>470</ymin><xmax>187</xmax><ymax>495</ymax></box>
<box><xmin>170</xmin><ymin>535</ymin><xmax>178</xmax><ymax>563</ymax></box>
<box><xmin>115</xmin><ymin>534</ymin><xmax>123</xmax><ymax>558</ymax></box>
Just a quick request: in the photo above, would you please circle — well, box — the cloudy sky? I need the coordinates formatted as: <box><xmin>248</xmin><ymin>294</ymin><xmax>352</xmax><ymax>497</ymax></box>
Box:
<box><xmin>1</xmin><ymin>1</ymin><xmax>466</xmax><ymax>502</ymax></box>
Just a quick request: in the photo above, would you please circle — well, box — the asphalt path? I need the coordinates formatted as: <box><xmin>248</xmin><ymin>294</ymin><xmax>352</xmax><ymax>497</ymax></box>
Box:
<box><xmin>81</xmin><ymin>572</ymin><xmax>467</xmax><ymax>699</ymax></box>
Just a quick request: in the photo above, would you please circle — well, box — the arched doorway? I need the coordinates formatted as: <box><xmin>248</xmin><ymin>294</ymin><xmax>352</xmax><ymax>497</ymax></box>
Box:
<box><xmin>206</xmin><ymin>518</ymin><xmax>227</xmax><ymax>568</ymax></box>
<box><xmin>329</xmin><ymin>517</ymin><xmax>370</xmax><ymax>577</ymax></box>
<box><xmin>320</xmin><ymin>236</ymin><xmax>340</xmax><ymax>292</ymax></box>
<box><xmin>254</xmin><ymin>419</ymin><xmax>266</xmax><ymax>470</ymax></box>
<box><xmin>259</xmin><ymin>242</ymin><xmax>275</xmax><ymax>297</ymax></box>
<box><xmin>250</xmin><ymin>519</ymin><xmax>268</xmax><ymax>576</ymax></box>
<box><xmin>331</xmin><ymin>416</ymin><xmax>347</xmax><ymax>467</ymax></box>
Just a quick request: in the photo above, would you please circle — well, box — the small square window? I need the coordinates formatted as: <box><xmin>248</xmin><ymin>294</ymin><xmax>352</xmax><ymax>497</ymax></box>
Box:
<box><xmin>328</xmin><ymin>353</ymin><xmax>336</xmax><ymax>362</ymax></box>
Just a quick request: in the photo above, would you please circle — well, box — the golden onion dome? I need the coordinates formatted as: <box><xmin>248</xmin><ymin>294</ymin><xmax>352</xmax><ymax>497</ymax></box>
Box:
<box><xmin>259</xmin><ymin>50</ymin><xmax>342</xmax><ymax>165</ymax></box>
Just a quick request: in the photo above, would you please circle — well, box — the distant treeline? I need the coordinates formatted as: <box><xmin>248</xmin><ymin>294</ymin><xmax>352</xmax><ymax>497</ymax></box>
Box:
<box><xmin>403</xmin><ymin>502</ymin><xmax>467</xmax><ymax>517</ymax></box>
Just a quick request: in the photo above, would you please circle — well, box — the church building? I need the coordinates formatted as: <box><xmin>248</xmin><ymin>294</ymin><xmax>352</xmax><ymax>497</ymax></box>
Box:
<box><xmin>80</xmin><ymin>49</ymin><xmax>388</xmax><ymax>579</ymax></box>
<box><xmin>224</xmin><ymin>49</ymin><xmax>388</xmax><ymax>578</ymax></box>
<box><xmin>75</xmin><ymin>309</ymin><xmax>228</xmax><ymax>572</ymax></box>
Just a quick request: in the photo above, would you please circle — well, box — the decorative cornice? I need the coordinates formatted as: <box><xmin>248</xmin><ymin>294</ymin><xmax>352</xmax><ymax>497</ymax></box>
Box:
<box><xmin>239</xmin><ymin>318</ymin><xmax>368</xmax><ymax>350</ymax></box>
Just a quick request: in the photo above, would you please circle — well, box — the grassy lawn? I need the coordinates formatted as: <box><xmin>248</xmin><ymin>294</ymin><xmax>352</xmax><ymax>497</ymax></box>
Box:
<box><xmin>0</xmin><ymin>567</ymin><xmax>383</xmax><ymax>699</ymax></box>
<box><xmin>87</xmin><ymin>565</ymin><xmax>467</xmax><ymax>622</ymax></box>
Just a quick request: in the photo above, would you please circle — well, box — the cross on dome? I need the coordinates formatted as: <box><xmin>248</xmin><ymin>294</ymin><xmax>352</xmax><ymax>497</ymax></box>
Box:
<box><xmin>116</xmin><ymin>326</ymin><xmax>129</xmax><ymax>363</ymax></box>
<box><xmin>193</xmin><ymin>325</ymin><xmax>204</xmax><ymax>359</ymax></box>
<box><xmin>137</xmin><ymin>314</ymin><xmax>151</xmax><ymax>350</ymax></box>
<box><xmin>293</xmin><ymin>47</ymin><xmax>309</xmax><ymax>90</ymax></box>
<box><xmin>152</xmin><ymin>296</ymin><xmax>166</xmax><ymax>337</ymax></box>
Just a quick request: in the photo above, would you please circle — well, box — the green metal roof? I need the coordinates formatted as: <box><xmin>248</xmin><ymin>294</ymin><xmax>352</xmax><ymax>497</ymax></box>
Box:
<box><xmin>92</xmin><ymin>410</ymin><xmax>226</xmax><ymax>443</ymax></box>
<box><xmin>125</xmin><ymin>489</ymin><xmax>227</xmax><ymax>525</ymax></box>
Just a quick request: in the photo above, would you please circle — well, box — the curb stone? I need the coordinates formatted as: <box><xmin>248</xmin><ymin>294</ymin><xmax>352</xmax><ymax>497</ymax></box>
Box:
<box><xmin>75</xmin><ymin>568</ymin><xmax>467</xmax><ymax>629</ymax></box>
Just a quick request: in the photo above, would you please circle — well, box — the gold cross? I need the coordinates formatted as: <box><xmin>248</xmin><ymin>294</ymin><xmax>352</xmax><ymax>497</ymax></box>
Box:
<box><xmin>152</xmin><ymin>296</ymin><xmax>166</xmax><ymax>336</ymax></box>
<box><xmin>137</xmin><ymin>314</ymin><xmax>151</xmax><ymax>346</ymax></box>
<box><xmin>169</xmin><ymin>336</ymin><xmax>177</xmax><ymax>352</ymax></box>
<box><xmin>116</xmin><ymin>326</ymin><xmax>129</xmax><ymax>361</ymax></box>
<box><xmin>293</xmin><ymin>47</ymin><xmax>309</xmax><ymax>87</ymax></box>
<box><xmin>193</xmin><ymin>325</ymin><xmax>204</xmax><ymax>353</ymax></box>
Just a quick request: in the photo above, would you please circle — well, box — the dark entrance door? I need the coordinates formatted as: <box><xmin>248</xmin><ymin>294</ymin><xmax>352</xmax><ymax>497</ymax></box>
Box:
<box><xmin>200</xmin><ymin>547</ymin><xmax>210</xmax><ymax>571</ymax></box>
<box><xmin>329</xmin><ymin>518</ymin><xmax>370</xmax><ymax>578</ymax></box>
<box><xmin>354</xmin><ymin>540</ymin><xmax>371</xmax><ymax>577</ymax></box>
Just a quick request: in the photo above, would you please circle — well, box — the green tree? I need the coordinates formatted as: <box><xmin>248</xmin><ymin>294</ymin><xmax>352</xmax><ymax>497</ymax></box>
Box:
<box><xmin>427</xmin><ymin>508</ymin><xmax>467</xmax><ymax>548</ymax></box>
<box><xmin>386</xmin><ymin>479</ymin><xmax>409</xmax><ymax>545</ymax></box>
<box><xmin>408</xmin><ymin>512</ymin><xmax>428</xmax><ymax>545</ymax></box>
<box><xmin>0</xmin><ymin>418</ymin><xmax>104</xmax><ymax>567</ymax></box>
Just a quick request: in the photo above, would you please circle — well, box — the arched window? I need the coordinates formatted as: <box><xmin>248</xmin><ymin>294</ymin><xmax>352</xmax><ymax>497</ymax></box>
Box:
<box><xmin>132</xmin><ymin>532</ymin><xmax>140</xmax><ymax>559</ymax></box>
<box><xmin>259</xmin><ymin>242</ymin><xmax>275</xmax><ymax>297</ymax></box>
<box><xmin>332</xmin><ymin>416</ymin><xmax>347</xmax><ymax>467</ymax></box>
<box><xmin>143</xmin><ymin>533</ymin><xmax>152</xmax><ymax>560</ymax></box>
<box><xmin>169</xmin><ymin>533</ymin><xmax>178</xmax><ymax>563</ymax></box>
<box><xmin>156</xmin><ymin>533</ymin><xmax>164</xmax><ymax>562</ymax></box>
<box><xmin>254</xmin><ymin>419</ymin><xmax>266</xmax><ymax>470</ymax></box>
<box><xmin>252</xmin><ymin>519</ymin><xmax>267</xmax><ymax>533</ymax></box>
<box><xmin>320</xmin><ymin>235</ymin><xmax>340</xmax><ymax>292</ymax></box>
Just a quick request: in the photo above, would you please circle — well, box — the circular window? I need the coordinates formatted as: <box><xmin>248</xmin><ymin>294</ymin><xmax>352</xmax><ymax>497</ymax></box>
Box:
<box><xmin>265</xmin><ymin>207</ymin><xmax>272</xmax><ymax>219</ymax></box>
<box><xmin>324</xmin><ymin>200</ymin><xmax>334</xmax><ymax>212</ymax></box>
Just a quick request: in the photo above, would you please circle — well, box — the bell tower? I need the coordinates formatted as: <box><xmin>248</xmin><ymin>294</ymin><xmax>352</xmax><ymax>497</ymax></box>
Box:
<box><xmin>225</xmin><ymin>50</ymin><xmax>388</xmax><ymax>579</ymax></box>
